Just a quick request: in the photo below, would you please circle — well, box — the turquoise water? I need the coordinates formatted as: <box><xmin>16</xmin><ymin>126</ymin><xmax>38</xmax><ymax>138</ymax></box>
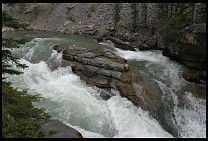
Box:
<box><xmin>3</xmin><ymin>31</ymin><xmax>206</xmax><ymax>138</ymax></box>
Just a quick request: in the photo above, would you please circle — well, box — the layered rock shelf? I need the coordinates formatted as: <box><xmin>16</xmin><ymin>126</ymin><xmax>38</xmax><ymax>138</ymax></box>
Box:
<box><xmin>53</xmin><ymin>44</ymin><xmax>156</xmax><ymax>112</ymax></box>
<box><xmin>54</xmin><ymin>44</ymin><xmax>132</xmax><ymax>86</ymax></box>
<box><xmin>53</xmin><ymin>44</ymin><xmax>182</xmax><ymax>139</ymax></box>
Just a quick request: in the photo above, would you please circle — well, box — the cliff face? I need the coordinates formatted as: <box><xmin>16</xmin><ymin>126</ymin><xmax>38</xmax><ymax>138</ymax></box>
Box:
<box><xmin>2</xmin><ymin>3</ymin><xmax>206</xmax><ymax>72</ymax></box>
<box><xmin>162</xmin><ymin>23</ymin><xmax>206</xmax><ymax>71</ymax></box>
<box><xmin>2</xmin><ymin>3</ymin><xmax>156</xmax><ymax>36</ymax></box>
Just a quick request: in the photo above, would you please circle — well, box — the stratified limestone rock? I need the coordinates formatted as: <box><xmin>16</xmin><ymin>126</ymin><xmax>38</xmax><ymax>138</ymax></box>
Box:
<box><xmin>53</xmin><ymin>44</ymin><xmax>178</xmax><ymax>137</ymax></box>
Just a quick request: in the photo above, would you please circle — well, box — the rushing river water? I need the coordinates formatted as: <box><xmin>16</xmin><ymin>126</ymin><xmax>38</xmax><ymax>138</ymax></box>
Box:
<box><xmin>3</xmin><ymin>31</ymin><xmax>206</xmax><ymax>138</ymax></box>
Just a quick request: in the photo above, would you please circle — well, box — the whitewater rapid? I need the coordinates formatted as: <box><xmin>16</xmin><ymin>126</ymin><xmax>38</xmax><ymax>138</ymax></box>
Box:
<box><xmin>114</xmin><ymin>48</ymin><xmax>206</xmax><ymax>138</ymax></box>
<box><xmin>4</xmin><ymin>35</ymin><xmax>206</xmax><ymax>138</ymax></box>
<box><xmin>5</xmin><ymin>58</ymin><xmax>173</xmax><ymax>138</ymax></box>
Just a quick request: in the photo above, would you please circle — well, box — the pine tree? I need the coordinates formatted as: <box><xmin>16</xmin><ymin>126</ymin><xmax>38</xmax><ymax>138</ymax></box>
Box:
<box><xmin>141</xmin><ymin>3</ymin><xmax>148</xmax><ymax>28</ymax></box>
<box><xmin>130</xmin><ymin>3</ymin><xmax>138</xmax><ymax>29</ymax></box>
<box><xmin>2</xmin><ymin>10</ymin><xmax>51</xmax><ymax>138</ymax></box>
<box><xmin>2</xmin><ymin>11</ymin><xmax>29</xmax><ymax>80</ymax></box>
<box><xmin>192</xmin><ymin>3</ymin><xmax>197</xmax><ymax>24</ymax></box>
<box><xmin>113</xmin><ymin>3</ymin><xmax>122</xmax><ymax>30</ymax></box>
<box><xmin>197</xmin><ymin>3</ymin><xmax>206</xmax><ymax>23</ymax></box>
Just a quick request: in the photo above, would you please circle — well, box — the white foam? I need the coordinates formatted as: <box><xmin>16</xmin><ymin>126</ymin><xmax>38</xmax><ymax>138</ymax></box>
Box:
<box><xmin>111</xmin><ymin>88</ymin><xmax>120</xmax><ymax>96</ymax></box>
<box><xmin>107</xmin><ymin>96</ymin><xmax>173</xmax><ymax>138</ymax></box>
<box><xmin>5</xmin><ymin>33</ymin><xmax>205</xmax><ymax>138</ymax></box>
<box><xmin>98</xmin><ymin>40</ymin><xmax>115</xmax><ymax>48</ymax></box>
<box><xmin>5</xmin><ymin>59</ymin><xmax>173</xmax><ymax>138</ymax></box>
<box><xmin>114</xmin><ymin>48</ymin><xmax>169</xmax><ymax>64</ymax></box>
<box><xmin>173</xmin><ymin>92</ymin><xmax>206</xmax><ymax>138</ymax></box>
<box><xmin>112</xmin><ymin>48</ymin><xmax>206</xmax><ymax>138</ymax></box>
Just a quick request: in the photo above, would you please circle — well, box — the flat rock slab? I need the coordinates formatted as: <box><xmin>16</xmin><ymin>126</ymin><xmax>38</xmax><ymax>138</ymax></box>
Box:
<box><xmin>43</xmin><ymin>119</ymin><xmax>82</xmax><ymax>138</ymax></box>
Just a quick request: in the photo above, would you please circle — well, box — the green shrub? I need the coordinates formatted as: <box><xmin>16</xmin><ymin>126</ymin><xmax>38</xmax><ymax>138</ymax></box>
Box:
<box><xmin>113</xmin><ymin>3</ymin><xmax>122</xmax><ymax>29</ymax></box>
<box><xmin>67</xmin><ymin>15</ymin><xmax>75</xmax><ymax>23</ymax></box>
<box><xmin>18</xmin><ymin>3</ymin><xmax>26</xmax><ymax>12</ymax></box>
<box><xmin>87</xmin><ymin>4</ymin><xmax>95</xmax><ymax>18</ymax></box>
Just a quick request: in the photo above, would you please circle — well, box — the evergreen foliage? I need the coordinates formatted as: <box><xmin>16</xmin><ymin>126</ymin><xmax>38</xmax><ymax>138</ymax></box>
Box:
<box><xmin>197</xmin><ymin>3</ymin><xmax>206</xmax><ymax>23</ymax></box>
<box><xmin>130</xmin><ymin>3</ymin><xmax>138</xmax><ymax>29</ymax></box>
<box><xmin>2</xmin><ymin>11</ymin><xmax>51</xmax><ymax>138</ymax></box>
<box><xmin>141</xmin><ymin>3</ymin><xmax>148</xmax><ymax>28</ymax></box>
<box><xmin>2</xmin><ymin>11</ymin><xmax>29</xmax><ymax>78</ymax></box>
<box><xmin>2</xmin><ymin>38</ymin><xmax>29</xmax><ymax>78</ymax></box>
<box><xmin>113</xmin><ymin>3</ymin><xmax>122</xmax><ymax>29</ymax></box>
<box><xmin>2</xmin><ymin>81</ymin><xmax>51</xmax><ymax>138</ymax></box>
<box><xmin>2</xmin><ymin>11</ymin><xmax>29</xmax><ymax>29</ymax></box>
<box><xmin>87</xmin><ymin>3</ymin><xmax>96</xmax><ymax>18</ymax></box>
<box><xmin>154</xmin><ymin>3</ymin><xmax>198</xmax><ymax>44</ymax></box>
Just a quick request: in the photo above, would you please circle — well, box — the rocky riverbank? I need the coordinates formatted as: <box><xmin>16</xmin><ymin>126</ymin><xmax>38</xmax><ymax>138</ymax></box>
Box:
<box><xmin>3</xmin><ymin>3</ymin><xmax>206</xmax><ymax>74</ymax></box>
<box><xmin>42</xmin><ymin>119</ymin><xmax>82</xmax><ymax>138</ymax></box>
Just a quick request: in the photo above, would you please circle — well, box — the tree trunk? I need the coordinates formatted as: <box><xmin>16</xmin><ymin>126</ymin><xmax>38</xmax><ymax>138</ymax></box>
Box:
<box><xmin>170</xmin><ymin>3</ymin><xmax>173</xmax><ymax>17</ymax></box>
<box><xmin>165</xmin><ymin>3</ymin><xmax>169</xmax><ymax>17</ymax></box>
<box><xmin>192</xmin><ymin>3</ymin><xmax>197</xmax><ymax>24</ymax></box>
<box><xmin>144</xmin><ymin>3</ymin><xmax>147</xmax><ymax>28</ymax></box>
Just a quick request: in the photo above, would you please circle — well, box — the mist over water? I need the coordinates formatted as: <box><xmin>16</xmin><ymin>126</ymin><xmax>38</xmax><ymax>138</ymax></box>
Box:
<box><xmin>3</xmin><ymin>32</ymin><xmax>205</xmax><ymax>138</ymax></box>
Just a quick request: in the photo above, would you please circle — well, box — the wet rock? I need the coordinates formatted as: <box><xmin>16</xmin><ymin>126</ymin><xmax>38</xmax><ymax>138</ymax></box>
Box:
<box><xmin>53</xmin><ymin>44</ymin><xmax>158</xmax><ymax>122</ymax></box>
<box><xmin>162</xmin><ymin>23</ymin><xmax>206</xmax><ymax>70</ymax></box>
<box><xmin>99</xmin><ymin>90</ymin><xmax>112</xmax><ymax>100</ymax></box>
<box><xmin>182</xmin><ymin>70</ymin><xmax>200</xmax><ymax>83</ymax></box>
<box><xmin>82</xmin><ymin>65</ymin><xmax>99</xmax><ymax>76</ymax></box>
<box><xmin>182</xmin><ymin>69</ymin><xmax>206</xmax><ymax>83</ymax></box>
<box><xmin>53</xmin><ymin>44</ymin><xmax>179</xmax><ymax>136</ymax></box>
<box><xmin>198</xmin><ymin>71</ymin><xmax>206</xmax><ymax>81</ymax></box>
<box><xmin>42</xmin><ymin>119</ymin><xmax>82</xmax><ymax>138</ymax></box>
<box><xmin>106</xmin><ymin>36</ymin><xmax>136</xmax><ymax>51</ymax></box>
<box><xmin>137</xmin><ymin>34</ymin><xmax>164</xmax><ymax>51</ymax></box>
<box><xmin>87</xmin><ymin>75</ymin><xmax>110</xmax><ymax>88</ymax></box>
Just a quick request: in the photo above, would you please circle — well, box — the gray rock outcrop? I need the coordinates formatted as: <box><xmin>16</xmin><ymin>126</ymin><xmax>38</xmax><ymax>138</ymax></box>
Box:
<box><xmin>182</xmin><ymin>70</ymin><xmax>206</xmax><ymax>83</ymax></box>
<box><xmin>162</xmin><ymin>23</ymin><xmax>206</xmax><ymax>70</ymax></box>
<box><xmin>53</xmin><ymin>44</ymin><xmax>156</xmax><ymax>112</ymax></box>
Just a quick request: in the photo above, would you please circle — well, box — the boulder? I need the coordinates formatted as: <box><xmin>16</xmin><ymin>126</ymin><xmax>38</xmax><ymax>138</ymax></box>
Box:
<box><xmin>99</xmin><ymin>90</ymin><xmax>113</xmax><ymax>100</ymax></box>
<box><xmin>97</xmin><ymin>26</ymin><xmax>112</xmax><ymax>37</ymax></box>
<box><xmin>182</xmin><ymin>69</ymin><xmax>206</xmax><ymax>83</ymax></box>
<box><xmin>42</xmin><ymin>119</ymin><xmax>82</xmax><ymax>138</ymax></box>
<box><xmin>106</xmin><ymin>36</ymin><xmax>136</xmax><ymax>51</ymax></box>
<box><xmin>182</xmin><ymin>70</ymin><xmax>200</xmax><ymax>83</ymax></box>
<box><xmin>139</xmin><ymin>34</ymin><xmax>164</xmax><ymax>51</ymax></box>
<box><xmin>198</xmin><ymin>71</ymin><xmax>206</xmax><ymax>81</ymax></box>
<box><xmin>162</xmin><ymin>23</ymin><xmax>206</xmax><ymax>70</ymax></box>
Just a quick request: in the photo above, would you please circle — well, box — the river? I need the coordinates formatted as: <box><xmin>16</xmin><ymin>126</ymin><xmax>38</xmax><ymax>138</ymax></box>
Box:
<box><xmin>2</xmin><ymin>31</ymin><xmax>206</xmax><ymax>138</ymax></box>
